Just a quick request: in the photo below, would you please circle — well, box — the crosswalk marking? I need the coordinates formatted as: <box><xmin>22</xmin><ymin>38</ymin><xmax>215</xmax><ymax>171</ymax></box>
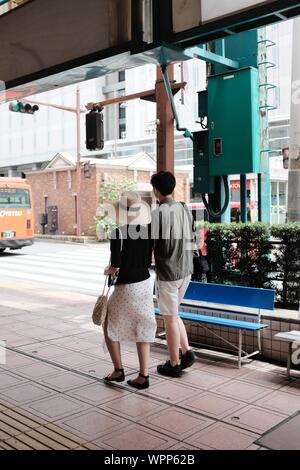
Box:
<box><xmin>0</xmin><ymin>244</ymin><xmax>110</xmax><ymax>295</ymax></box>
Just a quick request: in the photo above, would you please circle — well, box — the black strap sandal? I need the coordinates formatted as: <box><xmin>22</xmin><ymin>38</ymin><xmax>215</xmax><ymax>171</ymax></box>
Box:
<box><xmin>104</xmin><ymin>368</ymin><xmax>125</xmax><ymax>383</ymax></box>
<box><xmin>127</xmin><ymin>373</ymin><xmax>150</xmax><ymax>390</ymax></box>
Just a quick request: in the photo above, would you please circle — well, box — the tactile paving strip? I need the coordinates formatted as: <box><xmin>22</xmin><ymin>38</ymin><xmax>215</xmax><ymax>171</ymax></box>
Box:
<box><xmin>0</xmin><ymin>402</ymin><xmax>99</xmax><ymax>450</ymax></box>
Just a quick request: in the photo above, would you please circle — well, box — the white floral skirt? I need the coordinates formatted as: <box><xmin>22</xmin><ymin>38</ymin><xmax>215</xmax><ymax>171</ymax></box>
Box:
<box><xmin>107</xmin><ymin>278</ymin><xmax>157</xmax><ymax>343</ymax></box>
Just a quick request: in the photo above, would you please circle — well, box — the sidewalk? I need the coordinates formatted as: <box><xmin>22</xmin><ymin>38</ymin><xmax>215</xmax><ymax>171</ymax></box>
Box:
<box><xmin>1</xmin><ymin>282</ymin><xmax>300</xmax><ymax>450</ymax></box>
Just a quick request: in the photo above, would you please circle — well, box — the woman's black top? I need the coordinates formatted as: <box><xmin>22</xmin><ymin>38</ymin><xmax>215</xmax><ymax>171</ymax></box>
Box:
<box><xmin>110</xmin><ymin>224</ymin><xmax>153</xmax><ymax>285</ymax></box>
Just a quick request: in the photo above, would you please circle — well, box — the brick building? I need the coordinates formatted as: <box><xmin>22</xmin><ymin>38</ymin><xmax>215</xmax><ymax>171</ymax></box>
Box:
<box><xmin>26</xmin><ymin>153</ymin><xmax>190</xmax><ymax>236</ymax></box>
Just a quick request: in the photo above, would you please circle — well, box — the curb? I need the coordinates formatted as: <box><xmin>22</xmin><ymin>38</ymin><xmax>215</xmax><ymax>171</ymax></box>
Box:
<box><xmin>34</xmin><ymin>235</ymin><xmax>102</xmax><ymax>244</ymax></box>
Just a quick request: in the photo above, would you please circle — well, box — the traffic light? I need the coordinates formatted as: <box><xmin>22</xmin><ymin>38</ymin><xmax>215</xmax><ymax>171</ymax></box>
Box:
<box><xmin>9</xmin><ymin>101</ymin><xmax>39</xmax><ymax>114</ymax></box>
<box><xmin>86</xmin><ymin>106</ymin><xmax>104</xmax><ymax>151</ymax></box>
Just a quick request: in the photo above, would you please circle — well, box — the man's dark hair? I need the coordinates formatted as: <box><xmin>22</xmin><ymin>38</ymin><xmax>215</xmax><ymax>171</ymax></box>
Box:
<box><xmin>150</xmin><ymin>171</ymin><xmax>176</xmax><ymax>196</ymax></box>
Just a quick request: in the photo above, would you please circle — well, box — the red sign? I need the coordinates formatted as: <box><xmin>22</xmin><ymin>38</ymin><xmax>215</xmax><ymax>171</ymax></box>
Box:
<box><xmin>230</xmin><ymin>180</ymin><xmax>251</xmax><ymax>191</ymax></box>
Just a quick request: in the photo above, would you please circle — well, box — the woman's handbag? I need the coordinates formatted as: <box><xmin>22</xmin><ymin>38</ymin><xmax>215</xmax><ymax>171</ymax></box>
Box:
<box><xmin>92</xmin><ymin>275</ymin><xmax>112</xmax><ymax>326</ymax></box>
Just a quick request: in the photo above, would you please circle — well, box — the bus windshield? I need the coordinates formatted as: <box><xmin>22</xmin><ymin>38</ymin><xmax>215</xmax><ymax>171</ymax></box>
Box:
<box><xmin>0</xmin><ymin>188</ymin><xmax>31</xmax><ymax>208</ymax></box>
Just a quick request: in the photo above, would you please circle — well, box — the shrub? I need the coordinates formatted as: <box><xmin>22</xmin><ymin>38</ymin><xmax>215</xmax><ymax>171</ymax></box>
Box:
<box><xmin>206</xmin><ymin>222</ymin><xmax>300</xmax><ymax>309</ymax></box>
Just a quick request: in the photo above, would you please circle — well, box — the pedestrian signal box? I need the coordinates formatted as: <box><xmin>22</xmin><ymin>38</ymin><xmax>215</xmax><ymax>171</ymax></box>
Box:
<box><xmin>208</xmin><ymin>67</ymin><xmax>261</xmax><ymax>176</ymax></box>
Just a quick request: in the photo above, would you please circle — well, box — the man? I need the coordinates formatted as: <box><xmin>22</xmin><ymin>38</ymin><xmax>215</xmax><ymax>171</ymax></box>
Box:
<box><xmin>151</xmin><ymin>171</ymin><xmax>196</xmax><ymax>378</ymax></box>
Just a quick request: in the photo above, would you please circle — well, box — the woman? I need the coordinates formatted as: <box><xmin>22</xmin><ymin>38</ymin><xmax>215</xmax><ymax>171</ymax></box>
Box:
<box><xmin>103</xmin><ymin>191</ymin><xmax>156</xmax><ymax>390</ymax></box>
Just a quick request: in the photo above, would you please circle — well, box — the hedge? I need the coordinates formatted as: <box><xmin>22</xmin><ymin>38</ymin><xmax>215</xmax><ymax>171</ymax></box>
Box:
<box><xmin>205</xmin><ymin>223</ymin><xmax>300</xmax><ymax>309</ymax></box>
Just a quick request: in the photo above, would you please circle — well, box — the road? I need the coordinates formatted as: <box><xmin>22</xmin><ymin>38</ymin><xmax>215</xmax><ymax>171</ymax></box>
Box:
<box><xmin>0</xmin><ymin>240</ymin><xmax>111</xmax><ymax>297</ymax></box>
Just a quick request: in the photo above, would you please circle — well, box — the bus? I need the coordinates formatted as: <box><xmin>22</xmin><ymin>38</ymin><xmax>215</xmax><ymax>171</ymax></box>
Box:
<box><xmin>0</xmin><ymin>178</ymin><xmax>34</xmax><ymax>252</ymax></box>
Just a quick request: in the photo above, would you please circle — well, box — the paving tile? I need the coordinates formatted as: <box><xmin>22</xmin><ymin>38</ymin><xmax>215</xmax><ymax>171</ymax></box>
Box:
<box><xmin>167</xmin><ymin>443</ymin><xmax>200</xmax><ymax>451</ymax></box>
<box><xmin>67</xmin><ymin>382</ymin><xmax>130</xmax><ymax>406</ymax></box>
<box><xmin>22</xmin><ymin>395</ymin><xmax>91</xmax><ymax>422</ymax></box>
<box><xmin>183</xmin><ymin>392</ymin><xmax>246</xmax><ymax>419</ymax></box>
<box><xmin>0</xmin><ymin>371</ymin><xmax>28</xmax><ymax>390</ymax></box>
<box><xmin>174</xmin><ymin>369</ymin><xmax>230</xmax><ymax>390</ymax></box>
<box><xmin>5</xmin><ymin>334</ymin><xmax>41</xmax><ymax>347</ymax></box>
<box><xmin>256</xmin><ymin>390</ymin><xmax>300</xmax><ymax>415</ymax></box>
<box><xmin>143</xmin><ymin>407</ymin><xmax>215</xmax><ymax>440</ymax></box>
<box><xmin>0</xmin><ymin>382</ymin><xmax>55</xmax><ymax>406</ymax></box>
<box><xmin>212</xmin><ymin>380</ymin><xmax>271</xmax><ymax>403</ymax></box>
<box><xmin>142</xmin><ymin>380</ymin><xmax>200</xmax><ymax>404</ymax></box>
<box><xmin>224</xmin><ymin>405</ymin><xmax>287</xmax><ymax>434</ymax></box>
<box><xmin>13</xmin><ymin>363</ymin><xmax>62</xmax><ymax>380</ymax></box>
<box><xmin>239</xmin><ymin>369</ymin><xmax>289</xmax><ymax>389</ymax></box>
<box><xmin>186</xmin><ymin>422</ymin><xmax>260</xmax><ymax>450</ymax></box>
<box><xmin>280</xmin><ymin>380</ymin><xmax>300</xmax><ymax>396</ymax></box>
<box><xmin>2</xmin><ymin>352</ymin><xmax>39</xmax><ymax>369</ymax></box>
<box><xmin>100</xmin><ymin>393</ymin><xmax>168</xmax><ymax>421</ymax></box>
<box><xmin>93</xmin><ymin>423</ymin><xmax>178</xmax><ymax>450</ymax></box>
<box><xmin>46</xmin><ymin>352</ymin><xmax>95</xmax><ymax>368</ymax></box>
<box><xmin>80</xmin><ymin>361</ymin><xmax>134</xmax><ymax>378</ymax></box>
<box><xmin>18</xmin><ymin>344</ymin><xmax>71</xmax><ymax>360</ymax></box>
<box><xmin>55</xmin><ymin>409</ymin><xmax>129</xmax><ymax>441</ymax></box>
<box><xmin>39</xmin><ymin>371</ymin><xmax>96</xmax><ymax>392</ymax></box>
<box><xmin>202</xmin><ymin>361</ymin><xmax>257</xmax><ymax>378</ymax></box>
<box><xmin>15</xmin><ymin>327</ymin><xmax>61</xmax><ymax>341</ymax></box>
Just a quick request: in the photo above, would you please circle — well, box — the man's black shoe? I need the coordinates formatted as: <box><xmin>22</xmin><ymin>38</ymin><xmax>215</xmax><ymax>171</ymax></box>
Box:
<box><xmin>180</xmin><ymin>349</ymin><xmax>196</xmax><ymax>370</ymax></box>
<box><xmin>157</xmin><ymin>360</ymin><xmax>183</xmax><ymax>378</ymax></box>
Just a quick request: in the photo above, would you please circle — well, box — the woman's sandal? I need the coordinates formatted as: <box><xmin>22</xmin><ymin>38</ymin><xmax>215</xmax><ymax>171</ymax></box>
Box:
<box><xmin>127</xmin><ymin>373</ymin><xmax>149</xmax><ymax>390</ymax></box>
<box><xmin>104</xmin><ymin>368</ymin><xmax>125</xmax><ymax>383</ymax></box>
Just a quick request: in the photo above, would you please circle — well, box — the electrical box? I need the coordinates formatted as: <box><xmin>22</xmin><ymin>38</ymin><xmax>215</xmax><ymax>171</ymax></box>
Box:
<box><xmin>47</xmin><ymin>206</ymin><xmax>58</xmax><ymax>233</ymax></box>
<box><xmin>193</xmin><ymin>130</ymin><xmax>215</xmax><ymax>194</ymax></box>
<box><xmin>208</xmin><ymin>67</ymin><xmax>260</xmax><ymax>176</ymax></box>
<box><xmin>197</xmin><ymin>90</ymin><xmax>208</xmax><ymax>120</ymax></box>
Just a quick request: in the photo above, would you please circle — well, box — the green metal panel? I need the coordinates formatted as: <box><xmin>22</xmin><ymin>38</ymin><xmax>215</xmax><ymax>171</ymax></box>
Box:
<box><xmin>208</xmin><ymin>67</ymin><xmax>260</xmax><ymax>177</ymax></box>
<box><xmin>214</xmin><ymin>30</ymin><xmax>258</xmax><ymax>75</ymax></box>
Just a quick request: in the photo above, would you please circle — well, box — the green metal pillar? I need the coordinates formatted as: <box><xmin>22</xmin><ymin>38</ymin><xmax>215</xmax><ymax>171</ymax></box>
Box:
<box><xmin>258</xmin><ymin>28</ymin><xmax>271</xmax><ymax>223</ymax></box>
<box><xmin>240</xmin><ymin>175</ymin><xmax>247</xmax><ymax>223</ymax></box>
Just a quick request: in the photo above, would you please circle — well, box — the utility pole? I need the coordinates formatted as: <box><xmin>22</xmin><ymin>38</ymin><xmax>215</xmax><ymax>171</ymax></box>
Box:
<box><xmin>75</xmin><ymin>86</ymin><xmax>82</xmax><ymax>236</ymax></box>
<box><xmin>155</xmin><ymin>65</ymin><xmax>175</xmax><ymax>173</ymax></box>
<box><xmin>288</xmin><ymin>17</ymin><xmax>300</xmax><ymax>222</ymax></box>
<box><xmin>22</xmin><ymin>87</ymin><xmax>86</xmax><ymax>236</ymax></box>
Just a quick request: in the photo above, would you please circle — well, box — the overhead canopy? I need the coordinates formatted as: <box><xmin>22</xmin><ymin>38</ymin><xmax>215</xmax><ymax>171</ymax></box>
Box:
<box><xmin>1</xmin><ymin>0</ymin><xmax>300</xmax><ymax>102</ymax></box>
<box><xmin>170</xmin><ymin>0</ymin><xmax>300</xmax><ymax>44</ymax></box>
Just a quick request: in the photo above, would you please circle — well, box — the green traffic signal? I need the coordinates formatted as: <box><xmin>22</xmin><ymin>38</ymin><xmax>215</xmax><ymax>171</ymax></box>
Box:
<box><xmin>9</xmin><ymin>101</ymin><xmax>39</xmax><ymax>114</ymax></box>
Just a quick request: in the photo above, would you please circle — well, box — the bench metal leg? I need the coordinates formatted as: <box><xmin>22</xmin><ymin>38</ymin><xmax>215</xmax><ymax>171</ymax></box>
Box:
<box><xmin>238</xmin><ymin>330</ymin><xmax>242</xmax><ymax>369</ymax></box>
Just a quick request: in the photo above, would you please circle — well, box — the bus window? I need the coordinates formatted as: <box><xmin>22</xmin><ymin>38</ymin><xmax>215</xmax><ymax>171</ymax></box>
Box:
<box><xmin>0</xmin><ymin>188</ymin><xmax>31</xmax><ymax>208</ymax></box>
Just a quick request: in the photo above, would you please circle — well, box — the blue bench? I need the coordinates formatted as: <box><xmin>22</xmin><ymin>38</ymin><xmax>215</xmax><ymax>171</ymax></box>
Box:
<box><xmin>154</xmin><ymin>282</ymin><xmax>275</xmax><ymax>368</ymax></box>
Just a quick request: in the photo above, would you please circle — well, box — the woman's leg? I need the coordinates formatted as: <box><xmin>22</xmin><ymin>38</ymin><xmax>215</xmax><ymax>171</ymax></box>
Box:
<box><xmin>103</xmin><ymin>317</ymin><xmax>123</xmax><ymax>379</ymax></box>
<box><xmin>129</xmin><ymin>342</ymin><xmax>150</xmax><ymax>385</ymax></box>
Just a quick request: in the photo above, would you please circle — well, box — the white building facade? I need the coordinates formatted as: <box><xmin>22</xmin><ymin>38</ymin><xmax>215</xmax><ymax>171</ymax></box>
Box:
<box><xmin>0</xmin><ymin>20</ymin><xmax>294</xmax><ymax>223</ymax></box>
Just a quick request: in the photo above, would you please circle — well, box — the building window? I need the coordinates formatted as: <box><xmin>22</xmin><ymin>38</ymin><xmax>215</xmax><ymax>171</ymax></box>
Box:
<box><xmin>118</xmin><ymin>70</ymin><xmax>125</xmax><ymax>82</ymax></box>
<box><xmin>119</xmin><ymin>123</ymin><xmax>126</xmax><ymax>139</ymax></box>
<box><xmin>271</xmin><ymin>181</ymin><xmax>287</xmax><ymax>224</ymax></box>
<box><xmin>119</xmin><ymin>104</ymin><xmax>126</xmax><ymax>120</ymax></box>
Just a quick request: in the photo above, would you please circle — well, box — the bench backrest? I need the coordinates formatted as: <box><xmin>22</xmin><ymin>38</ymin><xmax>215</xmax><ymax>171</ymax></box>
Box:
<box><xmin>184</xmin><ymin>282</ymin><xmax>275</xmax><ymax>311</ymax></box>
